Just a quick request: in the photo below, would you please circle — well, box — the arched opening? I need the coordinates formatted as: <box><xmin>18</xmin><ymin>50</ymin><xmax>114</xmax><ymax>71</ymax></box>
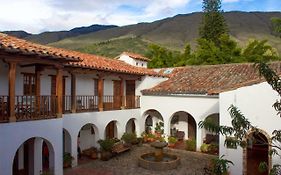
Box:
<box><xmin>126</xmin><ymin>118</ymin><xmax>136</xmax><ymax>133</ymax></box>
<box><xmin>105</xmin><ymin>121</ymin><xmax>118</xmax><ymax>139</ymax></box>
<box><xmin>143</xmin><ymin>109</ymin><xmax>163</xmax><ymax>133</ymax></box>
<box><xmin>246</xmin><ymin>132</ymin><xmax>269</xmax><ymax>175</ymax></box>
<box><xmin>12</xmin><ymin>137</ymin><xmax>55</xmax><ymax>175</ymax></box>
<box><xmin>170</xmin><ymin>111</ymin><xmax>196</xmax><ymax>140</ymax></box>
<box><xmin>170</xmin><ymin>111</ymin><xmax>197</xmax><ymax>150</ymax></box>
<box><xmin>77</xmin><ymin>123</ymin><xmax>99</xmax><ymax>164</ymax></box>
<box><xmin>202</xmin><ymin>113</ymin><xmax>219</xmax><ymax>155</ymax></box>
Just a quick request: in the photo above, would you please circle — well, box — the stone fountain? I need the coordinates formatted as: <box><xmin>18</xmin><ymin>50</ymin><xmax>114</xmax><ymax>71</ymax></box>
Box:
<box><xmin>138</xmin><ymin>141</ymin><xmax>180</xmax><ymax>171</ymax></box>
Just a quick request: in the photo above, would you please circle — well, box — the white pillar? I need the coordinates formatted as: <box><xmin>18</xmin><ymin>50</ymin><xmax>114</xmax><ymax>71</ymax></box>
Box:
<box><xmin>33</xmin><ymin>138</ymin><xmax>43</xmax><ymax>175</ymax></box>
<box><xmin>163</xmin><ymin>119</ymin><xmax>170</xmax><ymax>139</ymax></box>
<box><xmin>196</xmin><ymin>128</ymin><xmax>203</xmax><ymax>151</ymax></box>
<box><xmin>71</xmin><ymin>136</ymin><xmax>78</xmax><ymax>167</ymax></box>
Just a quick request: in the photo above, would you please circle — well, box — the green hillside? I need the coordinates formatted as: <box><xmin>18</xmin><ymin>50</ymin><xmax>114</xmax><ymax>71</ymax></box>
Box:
<box><xmin>77</xmin><ymin>37</ymin><xmax>151</xmax><ymax>58</ymax></box>
<box><xmin>48</xmin><ymin>12</ymin><xmax>281</xmax><ymax>57</ymax></box>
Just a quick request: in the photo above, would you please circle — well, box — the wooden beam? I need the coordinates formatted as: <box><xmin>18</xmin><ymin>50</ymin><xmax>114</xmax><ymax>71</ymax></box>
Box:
<box><xmin>56</xmin><ymin>68</ymin><xmax>63</xmax><ymax>118</ymax></box>
<box><xmin>98</xmin><ymin>78</ymin><xmax>104</xmax><ymax>111</ymax></box>
<box><xmin>71</xmin><ymin>73</ymin><xmax>76</xmax><ymax>113</ymax></box>
<box><xmin>8</xmin><ymin>61</ymin><xmax>17</xmax><ymax>122</ymax></box>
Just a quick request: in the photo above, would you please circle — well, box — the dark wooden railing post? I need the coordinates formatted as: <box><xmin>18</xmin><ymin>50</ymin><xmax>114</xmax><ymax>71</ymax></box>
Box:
<box><xmin>56</xmin><ymin>68</ymin><xmax>63</xmax><ymax>118</ymax></box>
<box><xmin>71</xmin><ymin>73</ymin><xmax>76</xmax><ymax>113</ymax></box>
<box><xmin>120</xmin><ymin>78</ymin><xmax>125</xmax><ymax>109</ymax></box>
<box><xmin>8</xmin><ymin>61</ymin><xmax>17</xmax><ymax>122</ymax></box>
<box><xmin>98</xmin><ymin>78</ymin><xmax>104</xmax><ymax>111</ymax></box>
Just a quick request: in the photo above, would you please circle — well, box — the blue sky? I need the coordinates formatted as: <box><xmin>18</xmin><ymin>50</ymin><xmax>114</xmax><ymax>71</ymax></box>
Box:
<box><xmin>0</xmin><ymin>0</ymin><xmax>280</xmax><ymax>33</ymax></box>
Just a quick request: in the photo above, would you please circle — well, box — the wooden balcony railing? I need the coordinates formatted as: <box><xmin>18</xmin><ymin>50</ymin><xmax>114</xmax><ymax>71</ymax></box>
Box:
<box><xmin>124</xmin><ymin>95</ymin><xmax>140</xmax><ymax>109</ymax></box>
<box><xmin>76</xmin><ymin>95</ymin><xmax>98</xmax><ymax>112</ymax></box>
<box><xmin>0</xmin><ymin>95</ymin><xmax>140</xmax><ymax>122</ymax></box>
<box><xmin>63</xmin><ymin>95</ymin><xmax>141</xmax><ymax>113</ymax></box>
<box><xmin>15</xmin><ymin>95</ymin><xmax>57</xmax><ymax>121</ymax></box>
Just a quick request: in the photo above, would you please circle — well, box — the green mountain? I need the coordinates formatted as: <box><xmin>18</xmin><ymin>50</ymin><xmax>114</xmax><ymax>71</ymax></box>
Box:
<box><xmin>2</xmin><ymin>24</ymin><xmax>117</xmax><ymax>44</ymax></box>
<box><xmin>48</xmin><ymin>12</ymin><xmax>281</xmax><ymax>57</ymax></box>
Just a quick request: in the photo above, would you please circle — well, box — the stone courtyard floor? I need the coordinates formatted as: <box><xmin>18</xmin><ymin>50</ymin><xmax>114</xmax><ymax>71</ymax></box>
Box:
<box><xmin>64</xmin><ymin>144</ymin><xmax>216</xmax><ymax>175</ymax></box>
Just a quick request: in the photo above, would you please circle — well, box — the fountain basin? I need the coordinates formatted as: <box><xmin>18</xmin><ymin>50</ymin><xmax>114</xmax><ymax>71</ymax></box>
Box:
<box><xmin>138</xmin><ymin>152</ymin><xmax>180</xmax><ymax>171</ymax></box>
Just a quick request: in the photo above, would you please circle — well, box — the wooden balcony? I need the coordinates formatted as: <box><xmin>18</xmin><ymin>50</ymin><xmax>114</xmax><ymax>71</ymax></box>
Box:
<box><xmin>0</xmin><ymin>95</ymin><xmax>140</xmax><ymax>122</ymax></box>
<box><xmin>0</xmin><ymin>95</ymin><xmax>57</xmax><ymax>122</ymax></box>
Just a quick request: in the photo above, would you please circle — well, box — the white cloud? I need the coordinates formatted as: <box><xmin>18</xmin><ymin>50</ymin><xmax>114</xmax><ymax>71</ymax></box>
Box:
<box><xmin>0</xmin><ymin>0</ymin><xmax>192</xmax><ymax>33</ymax></box>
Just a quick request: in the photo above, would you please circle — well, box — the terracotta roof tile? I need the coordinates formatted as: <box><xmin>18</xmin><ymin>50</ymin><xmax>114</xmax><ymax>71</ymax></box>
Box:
<box><xmin>0</xmin><ymin>33</ymin><xmax>80</xmax><ymax>61</ymax></box>
<box><xmin>0</xmin><ymin>33</ymin><xmax>162</xmax><ymax>76</ymax></box>
<box><xmin>66</xmin><ymin>52</ymin><xmax>161</xmax><ymax>76</ymax></box>
<box><xmin>142</xmin><ymin>62</ymin><xmax>281</xmax><ymax>95</ymax></box>
<box><xmin>121</xmin><ymin>52</ymin><xmax>150</xmax><ymax>61</ymax></box>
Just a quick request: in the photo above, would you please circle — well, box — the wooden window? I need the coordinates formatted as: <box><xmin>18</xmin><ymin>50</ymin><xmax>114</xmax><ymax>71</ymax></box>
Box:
<box><xmin>23</xmin><ymin>73</ymin><xmax>36</xmax><ymax>95</ymax></box>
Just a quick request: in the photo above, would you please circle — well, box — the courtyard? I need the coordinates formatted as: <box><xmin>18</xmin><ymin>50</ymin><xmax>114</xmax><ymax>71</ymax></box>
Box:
<box><xmin>64</xmin><ymin>144</ymin><xmax>216</xmax><ymax>175</ymax></box>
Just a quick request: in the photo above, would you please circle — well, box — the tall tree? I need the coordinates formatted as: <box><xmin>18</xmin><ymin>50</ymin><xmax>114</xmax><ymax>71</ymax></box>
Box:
<box><xmin>271</xmin><ymin>17</ymin><xmax>281</xmax><ymax>37</ymax></box>
<box><xmin>200</xmin><ymin>0</ymin><xmax>228</xmax><ymax>46</ymax></box>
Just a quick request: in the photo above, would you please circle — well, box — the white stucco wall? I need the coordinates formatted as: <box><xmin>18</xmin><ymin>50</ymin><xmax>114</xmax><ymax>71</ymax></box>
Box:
<box><xmin>0</xmin><ymin>119</ymin><xmax>63</xmax><ymax>175</ymax></box>
<box><xmin>141</xmin><ymin>95</ymin><xmax>219</xmax><ymax>150</ymax></box>
<box><xmin>118</xmin><ymin>55</ymin><xmax>148</xmax><ymax>68</ymax></box>
<box><xmin>63</xmin><ymin>108</ymin><xmax>141</xmax><ymax>166</ymax></box>
<box><xmin>136</xmin><ymin>76</ymin><xmax>167</xmax><ymax>96</ymax></box>
<box><xmin>219</xmin><ymin>82</ymin><xmax>281</xmax><ymax>175</ymax></box>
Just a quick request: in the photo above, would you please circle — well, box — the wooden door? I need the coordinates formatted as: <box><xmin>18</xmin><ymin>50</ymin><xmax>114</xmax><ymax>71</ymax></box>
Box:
<box><xmin>126</xmin><ymin>80</ymin><xmax>135</xmax><ymax>108</ymax></box>
<box><xmin>51</xmin><ymin>76</ymin><xmax>66</xmax><ymax>112</ymax></box>
<box><xmin>247</xmin><ymin>133</ymin><xmax>268</xmax><ymax>175</ymax></box>
<box><xmin>113</xmin><ymin>81</ymin><xmax>122</xmax><ymax>109</ymax></box>
<box><xmin>106</xmin><ymin>121</ymin><xmax>115</xmax><ymax>139</ymax></box>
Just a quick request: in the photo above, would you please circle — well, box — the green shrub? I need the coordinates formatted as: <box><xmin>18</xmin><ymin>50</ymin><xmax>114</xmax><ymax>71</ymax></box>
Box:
<box><xmin>185</xmin><ymin>139</ymin><xmax>196</xmax><ymax>151</ymax></box>
<box><xmin>98</xmin><ymin>139</ymin><xmax>115</xmax><ymax>151</ymax></box>
<box><xmin>200</xmin><ymin>143</ymin><xmax>209</xmax><ymax>153</ymax></box>
<box><xmin>121</xmin><ymin>132</ymin><xmax>137</xmax><ymax>144</ymax></box>
<box><xmin>168</xmin><ymin>136</ymin><xmax>177</xmax><ymax>144</ymax></box>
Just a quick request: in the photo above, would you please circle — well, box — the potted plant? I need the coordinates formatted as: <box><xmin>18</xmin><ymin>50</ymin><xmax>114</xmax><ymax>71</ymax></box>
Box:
<box><xmin>154</xmin><ymin>121</ymin><xmax>164</xmax><ymax>137</ymax></box>
<box><xmin>147</xmin><ymin>133</ymin><xmax>156</xmax><ymax>142</ymax></box>
<box><xmin>121</xmin><ymin>132</ymin><xmax>137</xmax><ymax>145</ymax></box>
<box><xmin>185</xmin><ymin>138</ymin><xmax>196</xmax><ymax>151</ymax></box>
<box><xmin>63</xmin><ymin>152</ymin><xmax>73</xmax><ymax>168</ymax></box>
<box><xmin>168</xmin><ymin>136</ymin><xmax>177</xmax><ymax>148</ymax></box>
<box><xmin>98</xmin><ymin>139</ymin><xmax>115</xmax><ymax>161</ymax></box>
<box><xmin>207</xmin><ymin>155</ymin><xmax>233</xmax><ymax>175</ymax></box>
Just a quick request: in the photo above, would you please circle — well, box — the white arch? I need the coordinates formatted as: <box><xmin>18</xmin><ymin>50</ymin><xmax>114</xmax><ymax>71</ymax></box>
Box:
<box><xmin>125</xmin><ymin>118</ymin><xmax>141</xmax><ymax>136</ymax></box>
<box><xmin>104</xmin><ymin>120</ymin><xmax>121</xmax><ymax>139</ymax></box>
<box><xmin>12</xmin><ymin>137</ymin><xmax>55</xmax><ymax>175</ymax></box>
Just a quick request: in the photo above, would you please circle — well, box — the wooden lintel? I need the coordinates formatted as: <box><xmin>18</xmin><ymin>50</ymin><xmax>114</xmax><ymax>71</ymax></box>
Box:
<box><xmin>0</xmin><ymin>52</ymin><xmax>64</xmax><ymax>67</ymax></box>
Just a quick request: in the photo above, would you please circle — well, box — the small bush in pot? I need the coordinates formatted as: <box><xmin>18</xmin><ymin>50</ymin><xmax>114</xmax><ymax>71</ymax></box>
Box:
<box><xmin>168</xmin><ymin>136</ymin><xmax>177</xmax><ymax>148</ymax></box>
<box><xmin>121</xmin><ymin>132</ymin><xmax>137</xmax><ymax>145</ymax></box>
<box><xmin>98</xmin><ymin>139</ymin><xmax>115</xmax><ymax>161</ymax></box>
<box><xmin>185</xmin><ymin>138</ymin><xmax>196</xmax><ymax>151</ymax></box>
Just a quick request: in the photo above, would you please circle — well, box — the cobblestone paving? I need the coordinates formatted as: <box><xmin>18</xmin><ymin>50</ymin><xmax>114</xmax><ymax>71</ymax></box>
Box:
<box><xmin>64</xmin><ymin>145</ymin><xmax>216</xmax><ymax>175</ymax></box>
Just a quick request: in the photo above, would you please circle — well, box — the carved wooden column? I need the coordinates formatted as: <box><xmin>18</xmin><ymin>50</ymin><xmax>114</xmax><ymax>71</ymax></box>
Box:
<box><xmin>8</xmin><ymin>61</ymin><xmax>17</xmax><ymax>122</ymax></box>
<box><xmin>98</xmin><ymin>77</ymin><xmax>104</xmax><ymax>111</ymax></box>
<box><xmin>56</xmin><ymin>68</ymin><xmax>63</xmax><ymax>118</ymax></box>
<box><xmin>120</xmin><ymin>78</ymin><xmax>125</xmax><ymax>109</ymax></box>
<box><xmin>71</xmin><ymin>73</ymin><xmax>76</xmax><ymax>113</ymax></box>
<box><xmin>35</xmin><ymin>66</ymin><xmax>42</xmax><ymax>114</ymax></box>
